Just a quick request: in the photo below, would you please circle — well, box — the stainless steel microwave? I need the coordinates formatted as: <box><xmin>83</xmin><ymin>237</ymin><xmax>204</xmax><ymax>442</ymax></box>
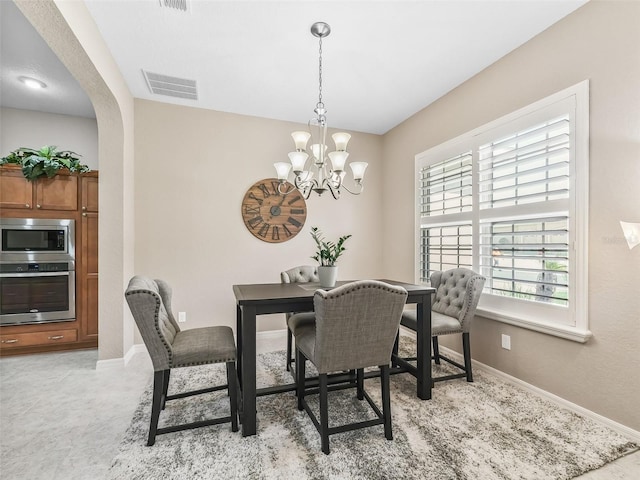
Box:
<box><xmin>0</xmin><ymin>218</ymin><xmax>75</xmax><ymax>263</ymax></box>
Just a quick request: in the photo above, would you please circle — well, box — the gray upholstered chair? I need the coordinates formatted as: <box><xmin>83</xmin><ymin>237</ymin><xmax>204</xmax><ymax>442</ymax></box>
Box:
<box><xmin>124</xmin><ymin>276</ymin><xmax>238</xmax><ymax>446</ymax></box>
<box><xmin>398</xmin><ymin>268</ymin><xmax>485</xmax><ymax>383</ymax></box>
<box><xmin>280</xmin><ymin>265</ymin><xmax>319</xmax><ymax>372</ymax></box>
<box><xmin>289</xmin><ymin>280</ymin><xmax>407</xmax><ymax>455</ymax></box>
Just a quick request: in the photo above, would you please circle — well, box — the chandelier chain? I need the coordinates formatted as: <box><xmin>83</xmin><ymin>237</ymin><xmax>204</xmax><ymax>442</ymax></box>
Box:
<box><xmin>317</xmin><ymin>37</ymin><xmax>323</xmax><ymax>110</ymax></box>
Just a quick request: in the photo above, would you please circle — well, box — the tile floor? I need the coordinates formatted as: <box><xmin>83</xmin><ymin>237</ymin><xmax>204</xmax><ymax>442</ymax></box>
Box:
<box><xmin>0</xmin><ymin>333</ymin><xmax>638</xmax><ymax>479</ymax></box>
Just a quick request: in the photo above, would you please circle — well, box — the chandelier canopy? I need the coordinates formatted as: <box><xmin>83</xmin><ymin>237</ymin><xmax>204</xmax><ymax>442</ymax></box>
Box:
<box><xmin>275</xmin><ymin>22</ymin><xmax>367</xmax><ymax>199</ymax></box>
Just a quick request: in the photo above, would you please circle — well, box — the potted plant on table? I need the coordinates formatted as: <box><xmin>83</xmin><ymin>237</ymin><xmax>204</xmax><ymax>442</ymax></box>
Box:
<box><xmin>310</xmin><ymin>226</ymin><xmax>352</xmax><ymax>288</ymax></box>
<box><xmin>1</xmin><ymin>145</ymin><xmax>89</xmax><ymax>181</ymax></box>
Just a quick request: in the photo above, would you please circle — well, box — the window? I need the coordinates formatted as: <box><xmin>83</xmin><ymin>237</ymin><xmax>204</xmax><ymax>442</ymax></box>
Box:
<box><xmin>415</xmin><ymin>81</ymin><xmax>590</xmax><ymax>342</ymax></box>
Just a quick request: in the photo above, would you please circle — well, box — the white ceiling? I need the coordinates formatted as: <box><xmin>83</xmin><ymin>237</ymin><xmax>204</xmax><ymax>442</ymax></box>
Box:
<box><xmin>2</xmin><ymin>0</ymin><xmax>588</xmax><ymax>134</ymax></box>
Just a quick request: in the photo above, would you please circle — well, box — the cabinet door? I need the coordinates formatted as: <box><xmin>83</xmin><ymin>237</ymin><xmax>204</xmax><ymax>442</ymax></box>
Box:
<box><xmin>80</xmin><ymin>212</ymin><xmax>99</xmax><ymax>340</ymax></box>
<box><xmin>0</xmin><ymin>168</ymin><xmax>33</xmax><ymax>209</ymax></box>
<box><xmin>81</xmin><ymin>176</ymin><xmax>99</xmax><ymax>213</ymax></box>
<box><xmin>35</xmin><ymin>175</ymin><xmax>78</xmax><ymax>211</ymax></box>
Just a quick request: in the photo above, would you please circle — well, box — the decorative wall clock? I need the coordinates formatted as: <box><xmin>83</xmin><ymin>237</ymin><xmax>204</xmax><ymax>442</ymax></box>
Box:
<box><xmin>241</xmin><ymin>178</ymin><xmax>307</xmax><ymax>243</ymax></box>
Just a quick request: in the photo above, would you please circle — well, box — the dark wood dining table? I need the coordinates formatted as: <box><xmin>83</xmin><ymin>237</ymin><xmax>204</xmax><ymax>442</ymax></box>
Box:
<box><xmin>232</xmin><ymin>279</ymin><xmax>435</xmax><ymax>437</ymax></box>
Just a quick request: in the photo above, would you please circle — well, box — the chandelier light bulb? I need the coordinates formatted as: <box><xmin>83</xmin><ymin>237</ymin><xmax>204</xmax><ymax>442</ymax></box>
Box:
<box><xmin>350</xmin><ymin>162</ymin><xmax>368</xmax><ymax>181</ymax></box>
<box><xmin>332</xmin><ymin>132</ymin><xmax>351</xmax><ymax>151</ymax></box>
<box><xmin>328</xmin><ymin>151</ymin><xmax>349</xmax><ymax>172</ymax></box>
<box><xmin>288</xmin><ymin>152</ymin><xmax>309</xmax><ymax>173</ymax></box>
<box><xmin>274</xmin><ymin>162</ymin><xmax>292</xmax><ymax>180</ymax></box>
<box><xmin>291</xmin><ymin>131</ymin><xmax>311</xmax><ymax>151</ymax></box>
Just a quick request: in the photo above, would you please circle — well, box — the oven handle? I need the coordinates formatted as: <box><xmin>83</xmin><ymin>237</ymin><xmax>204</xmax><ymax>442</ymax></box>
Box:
<box><xmin>0</xmin><ymin>272</ymin><xmax>70</xmax><ymax>278</ymax></box>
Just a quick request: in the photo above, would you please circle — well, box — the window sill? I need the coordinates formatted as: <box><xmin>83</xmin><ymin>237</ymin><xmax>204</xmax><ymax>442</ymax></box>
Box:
<box><xmin>475</xmin><ymin>307</ymin><xmax>592</xmax><ymax>343</ymax></box>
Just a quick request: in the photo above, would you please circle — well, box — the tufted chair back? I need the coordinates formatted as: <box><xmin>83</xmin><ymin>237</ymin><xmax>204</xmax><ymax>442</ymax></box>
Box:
<box><xmin>125</xmin><ymin>276</ymin><xmax>182</xmax><ymax>371</ymax></box>
<box><xmin>281</xmin><ymin>265</ymin><xmax>319</xmax><ymax>284</ymax></box>
<box><xmin>310</xmin><ymin>280</ymin><xmax>408</xmax><ymax>373</ymax></box>
<box><xmin>430</xmin><ymin>268</ymin><xmax>486</xmax><ymax>333</ymax></box>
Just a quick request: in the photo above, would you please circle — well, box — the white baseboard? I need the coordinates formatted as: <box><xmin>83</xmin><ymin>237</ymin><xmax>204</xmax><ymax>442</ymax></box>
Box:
<box><xmin>436</xmin><ymin>344</ymin><xmax>640</xmax><ymax>444</ymax></box>
<box><xmin>256</xmin><ymin>329</ymin><xmax>287</xmax><ymax>341</ymax></box>
<box><xmin>124</xmin><ymin>343</ymin><xmax>148</xmax><ymax>366</ymax></box>
<box><xmin>95</xmin><ymin>356</ymin><xmax>124</xmax><ymax>370</ymax></box>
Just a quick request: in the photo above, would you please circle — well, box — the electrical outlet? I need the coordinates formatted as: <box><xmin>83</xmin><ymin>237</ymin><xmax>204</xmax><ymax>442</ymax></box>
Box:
<box><xmin>178</xmin><ymin>312</ymin><xmax>187</xmax><ymax>323</ymax></box>
<box><xmin>501</xmin><ymin>334</ymin><xmax>511</xmax><ymax>350</ymax></box>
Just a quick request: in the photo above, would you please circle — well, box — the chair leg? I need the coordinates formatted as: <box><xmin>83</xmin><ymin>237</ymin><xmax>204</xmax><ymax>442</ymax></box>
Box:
<box><xmin>432</xmin><ymin>336</ymin><xmax>440</xmax><ymax>364</ymax></box>
<box><xmin>319</xmin><ymin>373</ymin><xmax>330</xmax><ymax>455</ymax></box>
<box><xmin>356</xmin><ymin>368</ymin><xmax>364</xmax><ymax>400</ymax></box>
<box><xmin>392</xmin><ymin>332</ymin><xmax>399</xmax><ymax>367</ymax></box>
<box><xmin>381</xmin><ymin>364</ymin><xmax>392</xmax><ymax>440</ymax></box>
<box><xmin>286</xmin><ymin>328</ymin><xmax>293</xmax><ymax>372</ymax></box>
<box><xmin>161</xmin><ymin>370</ymin><xmax>170</xmax><ymax>410</ymax></box>
<box><xmin>462</xmin><ymin>332</ymin><xmax>473</xmax><ymax>382</ymax></box>
<box><xmin>226</xmin><ymin>361</ymin><xmax>239</xmax><ymax>432</ymax></box>
<box><xmin>296</xmin><ymin>348</ymin><xmax>306</xmax><ymax>411</ymax></box>
<box><xmin>148</xmin><ymin>370</ymin><xmax>165</xmax><ymax>446</ymax></box>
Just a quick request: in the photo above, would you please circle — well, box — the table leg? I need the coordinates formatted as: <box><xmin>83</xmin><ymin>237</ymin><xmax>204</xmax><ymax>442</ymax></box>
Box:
<box><xmin>236</xmin><ymin>305</ymin><xmax>243</xmax><ymax>387</ymax></box>
<box><xmin>240</xmin><ymin>305</ymin><xmax>257</xmax><ymax>436</ymax></box>
<box><xmin>416</xmin><ymin>294</ymin><xmax>432</xmax><ymax>400</ymax></box>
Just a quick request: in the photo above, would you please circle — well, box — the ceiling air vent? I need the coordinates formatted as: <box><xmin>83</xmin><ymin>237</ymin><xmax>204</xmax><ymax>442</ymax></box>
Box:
<box><xmin>142</xmin><ymin>70</ymin><xmax>198</xmax><ymax>100</ymax></box>
<box><xmin>158</xmin><ymin>0</ymin><xmax>188</xmax><ymax>12</ymax></box>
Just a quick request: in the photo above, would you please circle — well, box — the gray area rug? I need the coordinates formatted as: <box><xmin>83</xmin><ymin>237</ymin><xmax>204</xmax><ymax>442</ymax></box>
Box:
<box><xmin>108</xmin><ymin>340</ymin><xmax>637</xmax><ymax>479</ymax></box>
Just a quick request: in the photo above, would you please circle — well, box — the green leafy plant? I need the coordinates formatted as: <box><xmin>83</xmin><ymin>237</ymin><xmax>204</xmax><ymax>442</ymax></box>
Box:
<box><xmin>0</xmin><ymin>145</ymin><xmax>89</xmax><ymax>181</ymax></box>
<box><xmin>310</xmin><ymin>226</ymin><xmax>352</xmax><ymax>266</ymax></box>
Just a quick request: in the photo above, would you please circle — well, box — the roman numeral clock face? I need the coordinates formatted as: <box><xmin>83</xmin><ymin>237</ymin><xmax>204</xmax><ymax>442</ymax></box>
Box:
<box><xmin>241</xmin><ymin>178</ymin><xmax>307</xmax><ymax>243</ymax></box>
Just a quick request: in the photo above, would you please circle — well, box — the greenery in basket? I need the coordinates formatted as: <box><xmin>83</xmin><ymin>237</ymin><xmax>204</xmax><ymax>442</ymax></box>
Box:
<box><xmin>0</xmin><ymin>145</ymin><xmax>89</xmax><ymax>181</ymax></box>
<box><xmin>310</xmin><ymin>227</ymin><xmax>352</xmax><ymax>267</ymax></box>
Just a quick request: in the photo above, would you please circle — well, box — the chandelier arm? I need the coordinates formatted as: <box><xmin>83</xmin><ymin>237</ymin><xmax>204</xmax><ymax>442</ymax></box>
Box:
<box><xmin>339</xmin><ymin>181</ymin><xmax>364</xmax><ymax>196</ymax></box>
<box><xmin>277</xmin><ymin>181</ymin><xmax>296</xmax><ymax>196</ymax></box>
<box><xmin>326</xmin><ymin>179</ymin><xmax>341</xmax><ymax>200</ymax></box>
<box><xmin>295</xmin><ymin>175</ymin><xmax>317</xmax><ymax>200</ymax></box>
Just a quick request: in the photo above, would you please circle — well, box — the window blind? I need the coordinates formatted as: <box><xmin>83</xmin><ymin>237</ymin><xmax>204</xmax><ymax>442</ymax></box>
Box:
<box><xmin>419</xmin><ymin>152</ymin><xmax>472</xmax><ymax>216</ymax></box>
<box><xmin>478</xmin><ymin>116</ymin><xmax>570</xmax><ymax>209</ymax></box>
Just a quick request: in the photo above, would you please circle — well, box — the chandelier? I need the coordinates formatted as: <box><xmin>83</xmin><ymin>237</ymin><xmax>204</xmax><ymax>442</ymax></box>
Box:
<box><xmin>274</xmin><ymin>22</ymin><xmax>368</xmax><ymax>199</ymax></box>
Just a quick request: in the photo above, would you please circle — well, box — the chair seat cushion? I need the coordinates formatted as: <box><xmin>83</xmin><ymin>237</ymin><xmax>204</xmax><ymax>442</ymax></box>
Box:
<box><xmin>400</xmin><ymin>310</ymin><xmax>463</xmax><ymax>336</ymax></box>
<box><xmin>172</xmin><ymin>326</ymin><xmax>236</xmax><ymax>367</ymax></box>
<box><xmin>291</xmin><ymin>323</ymin><xmax>316</xmax><ymax>361</ymax></box>
<box><xmin>287</xmin><ymin>312</ymin><xmax>316</xmax><ymax>335</ymax></box>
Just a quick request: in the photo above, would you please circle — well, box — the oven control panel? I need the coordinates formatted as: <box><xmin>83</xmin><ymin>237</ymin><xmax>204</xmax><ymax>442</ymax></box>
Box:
<box><xmin>0</xmin><ymin>262</ymin><xmax>72</xmax><ymax>273</ymax></box>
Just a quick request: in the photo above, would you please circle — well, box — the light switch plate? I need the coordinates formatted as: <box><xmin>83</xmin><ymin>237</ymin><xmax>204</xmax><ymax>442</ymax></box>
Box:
<box><xmin>501</xmin><ymin>334</ymin><xmax>511</xmax><ymax>350</ymax></box>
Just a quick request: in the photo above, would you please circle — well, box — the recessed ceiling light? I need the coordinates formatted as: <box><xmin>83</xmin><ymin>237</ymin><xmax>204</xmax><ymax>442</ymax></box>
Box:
<box><xmin>18</xmin><ymin>76</ymin><xmax>47</xmax><ymax>89</ymax></box>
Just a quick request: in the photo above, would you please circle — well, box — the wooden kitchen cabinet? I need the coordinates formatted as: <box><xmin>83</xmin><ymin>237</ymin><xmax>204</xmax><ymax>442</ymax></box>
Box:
<box><xmin>79</xmin><ymin>173</ymin><xmax>99</xmax><ymax>341</ymax></box>
<box><xmin>0</xmin><ymin>167</ymin><xmax>33</xmax><ymax>209</ymax></box>
<box><xmin>0</xmin><ymin>167</ymin><xmax>99</xmax><ymax>355</ymax></box>
<box><xmin>0</xmin><ymin>164</ymin><xmax>78</xmax><ymax>211</ymax></box>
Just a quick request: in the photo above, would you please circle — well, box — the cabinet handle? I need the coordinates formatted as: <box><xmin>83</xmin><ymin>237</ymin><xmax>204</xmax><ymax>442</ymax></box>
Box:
<box><xmin>82</xmin><ymin>206</ymin><xmax>87</xmax><ymax>211</ymax></box>
<box><xmin>83</xmin><ymin>213</ymin><xmax>87</xmax><ymax>217</ymax></box>
<box><xmin>25</xmin><ymin>203</ymin><xmax>30</xmax><ymax>208</ymax></box>
<box><xmin>1</xmin><ymin>339</ymin><xmax>18</xmax><ymax>344</ymax></box>
<box><xmin>36</xmin><ymin>204</ymin><xmax>41</xmax><ymax>209</ymax></box>
<box><xmin>48</xmin><ymin>335</ymin><xmax>64</xmax><ymax>341</ymax></box>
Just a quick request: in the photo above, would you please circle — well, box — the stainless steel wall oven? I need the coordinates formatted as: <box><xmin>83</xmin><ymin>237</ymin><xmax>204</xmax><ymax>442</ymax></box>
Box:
<box><xmin>0</xmin><ymin>219</ymin><xmax>76</xmax><ymax>326</ymax></box>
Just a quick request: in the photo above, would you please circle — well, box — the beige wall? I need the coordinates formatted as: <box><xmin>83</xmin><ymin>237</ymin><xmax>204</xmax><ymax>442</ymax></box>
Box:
<box><xmin>0</xmin><ymin>107</ymin><xmax>99</xmax><ymax>170</ymax></box>
<box><xmin>134</xmin><ymin>99</ymin><xmax>383</xmax><ymax>334</ymax></box>
<box><xmin>382</xmin><ymin>0</ymin><xmax>640</xmax><ymax>431</ymax></box>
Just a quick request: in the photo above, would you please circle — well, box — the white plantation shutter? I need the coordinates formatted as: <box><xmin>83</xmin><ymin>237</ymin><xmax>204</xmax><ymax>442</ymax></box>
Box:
<box><xmin>476</xmin><ymin>115</ymin><xmax>571</xmax><ymax>307</ymax></box>
<box><xmin>415</xmin><ymin>82</ymin><xmax>589</xmax><ymax>340</ymax></box>
<box><xmin>419</xmin><ymin>152</ymin><xmax>473</xmax><ymax>216</ymax></box>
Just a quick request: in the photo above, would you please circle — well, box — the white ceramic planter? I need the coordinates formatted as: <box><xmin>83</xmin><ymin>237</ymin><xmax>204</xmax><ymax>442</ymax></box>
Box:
<box><xmin>318</xmin><ymin>266</ymin><xmax>338</xmax><ymax>288</ymax></box>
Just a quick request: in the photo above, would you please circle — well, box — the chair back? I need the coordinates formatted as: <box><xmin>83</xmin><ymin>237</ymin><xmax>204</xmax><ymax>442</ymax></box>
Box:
<box><xmin>430</xmin><ymin>268</ymin><xmax>486</xmax><ymax>332</ymax></box>
<box><xmin>281</xmin><ymin>265</ymin><xmax>319</xmax><ymax>284</ymax></box>
<box><xmin>125</xmin><ymin>276</ymin><xmax>181</xmax><ymax>371</ymax></box>
<box><xmin>312</xmin><ymin>280</ymin><xmax>407</xmax><ymax>373</ymax></box>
